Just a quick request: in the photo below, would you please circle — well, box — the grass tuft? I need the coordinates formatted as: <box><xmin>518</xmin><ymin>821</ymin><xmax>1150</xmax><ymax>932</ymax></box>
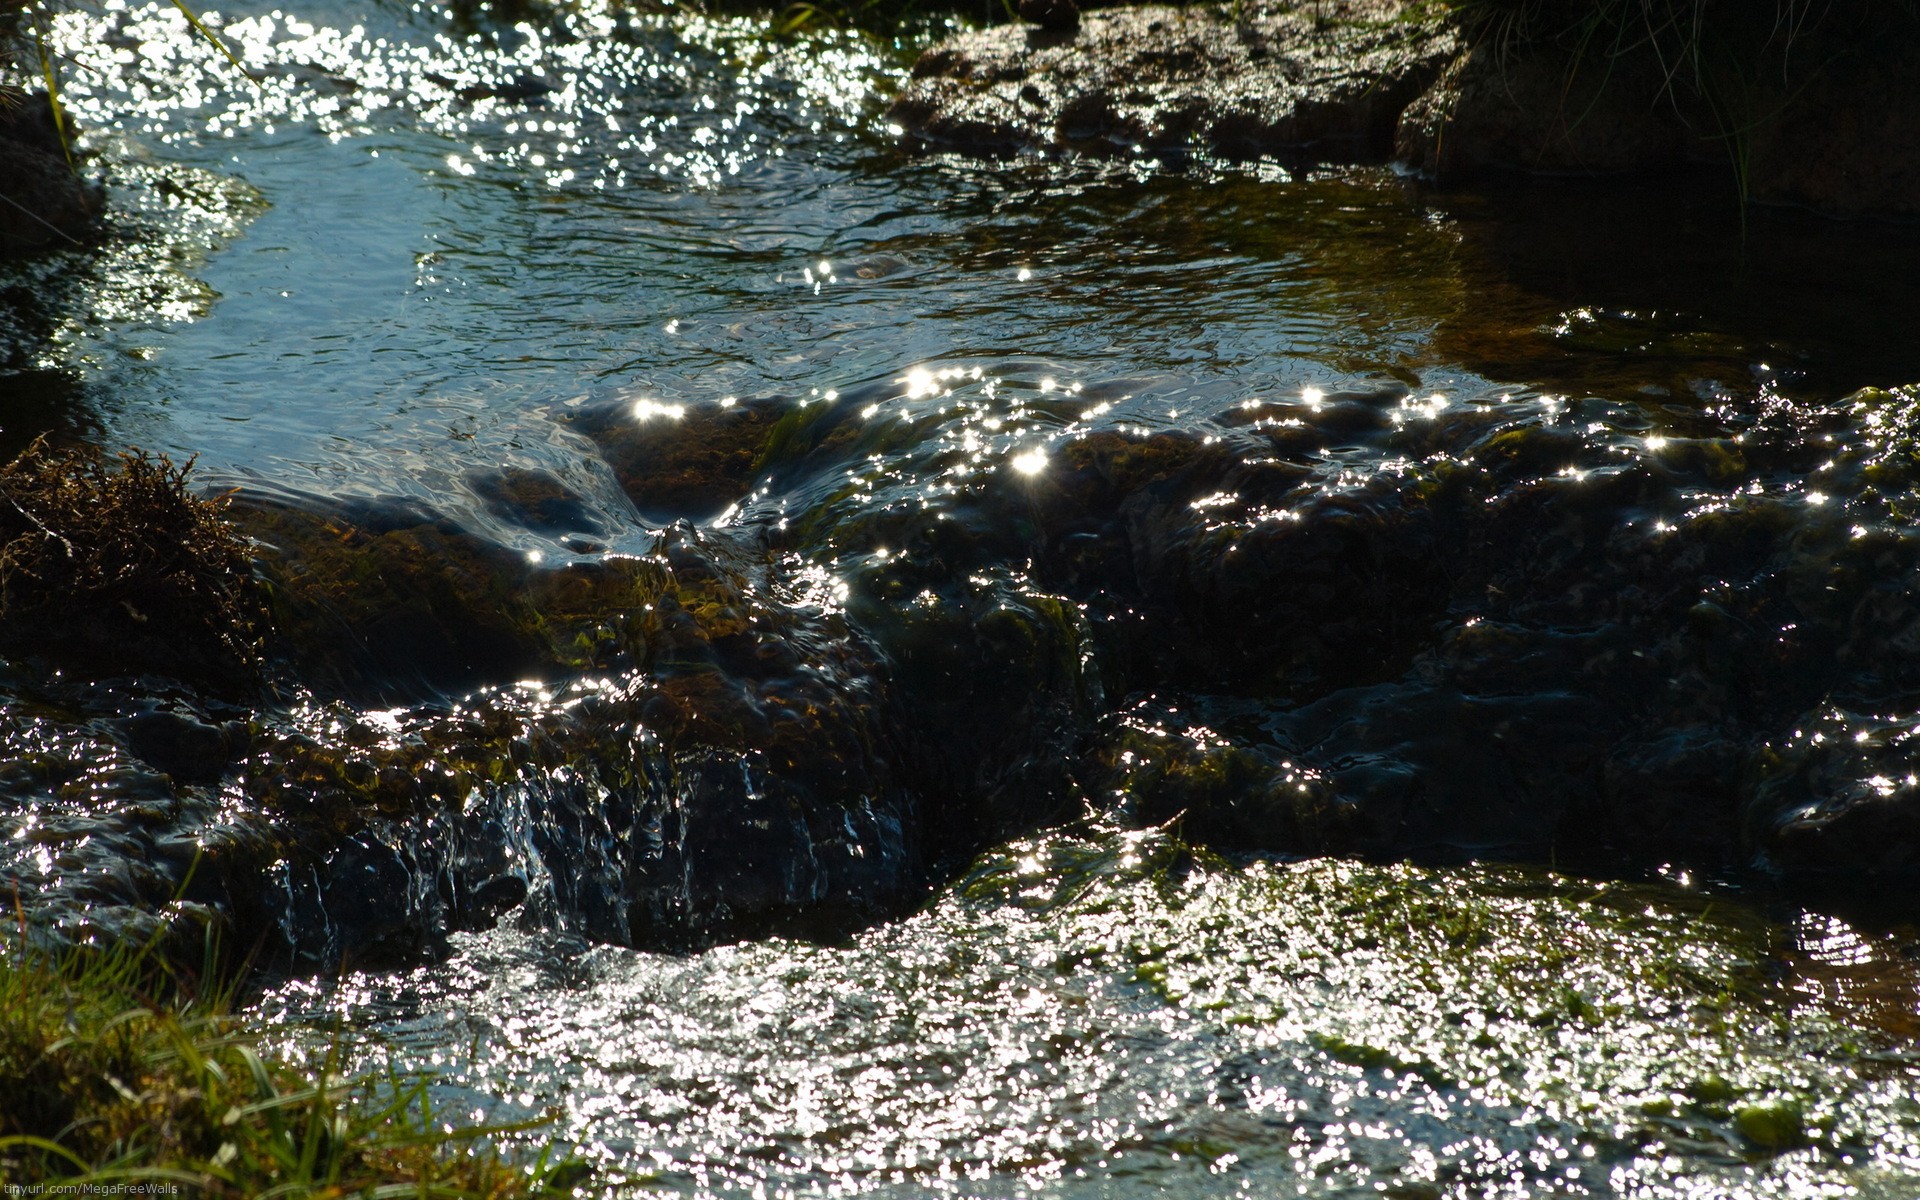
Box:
<box><xmin>0</xmin><ymin>929</ymin><xmax>582</xmax><ymax>1195</ymax></box>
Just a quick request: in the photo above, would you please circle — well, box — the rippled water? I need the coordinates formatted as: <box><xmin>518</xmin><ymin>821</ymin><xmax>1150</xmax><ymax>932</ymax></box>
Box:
<box><xmin>23</xmin><ymin>0</ymin><xmax>1920</xmax><ymax>496</ymax></box>
<box><xmin>6</xmin><ymin>0</ymin><xmax>1920</xmax><ymax>1193</ymax></box>
<box><xmin>259</xmin><ymin>829</ymin><xmax>1920</xmax><ymax>1198</ymax></box>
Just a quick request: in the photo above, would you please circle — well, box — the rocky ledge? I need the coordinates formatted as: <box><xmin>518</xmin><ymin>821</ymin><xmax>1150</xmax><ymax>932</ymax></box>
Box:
<box><xmin>891</xmin><ymin>0</ymin><xmax>1456</xmax><ymax>161</ymax></box>
<box><xmin>892</xmin><ymin>0</ymin><xmax>1920</xmax><ymax>219</ymax></box>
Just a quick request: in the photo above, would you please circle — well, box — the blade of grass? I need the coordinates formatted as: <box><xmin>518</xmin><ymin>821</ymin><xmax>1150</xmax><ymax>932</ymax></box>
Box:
<box><xmin>165</xmin><ymin>0</ymin><xmax>255</xmax><ymax>80</ymax></box>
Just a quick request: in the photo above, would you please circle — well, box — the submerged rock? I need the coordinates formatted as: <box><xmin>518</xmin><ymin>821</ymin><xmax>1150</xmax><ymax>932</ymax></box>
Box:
<box><xmin>890</xmin><ymin>1</ymin><xmax>1458</xmax><ymax>160</ymax></box>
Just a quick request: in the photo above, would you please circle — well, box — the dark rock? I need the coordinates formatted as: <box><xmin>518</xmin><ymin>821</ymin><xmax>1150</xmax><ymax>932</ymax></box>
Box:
<box><xmin>1741</xmin><ymin>39</ymin><xmax>1920</xmax><ymax>219</ymax></box>
<box><xmin>273</xmin><ymin>832</ymin><xmax>451</xmax><ymax>968</ymax></box>
<box><xmin>1394</xmin><ymin>40</ymin><xmax>1694</xmax><ymax>178</ymax></box>
<box><xmin>118</xmin><ymin>707</ymin><xmax>245</xmax><ymax>786</ymax></box>
<box><xmin>1752</xmin><ymin>708</ymin><xmax>1920</xmax><ymax>890</ymax></box>
<box><xmin>890</xmin><ymin>1</ymin><xmax>1458</xmax><ymax>160</ymax></box>
<box><xmin>563</xmin><ymin>393</ymin><xmax>786</xmax><ymax>523</ymax></box>
<box><xmin>1019</xmin><ymin>0</ymin><xmax>1080</xmax><ymax>33</ymax></box>
<box><xmin>1397</xmin><ymin>3</ymin><xmax>1920</xmax><ymax>218</ymax></box>
<box><xmin>0</xmin><ymin>91</ymin><xmax>102</xmax><ymax>255</ymax></box>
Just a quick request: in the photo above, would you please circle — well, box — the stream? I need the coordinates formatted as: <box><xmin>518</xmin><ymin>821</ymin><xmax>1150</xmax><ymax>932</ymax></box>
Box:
<box><xmin>4</xmin><ymin>0</ymin><xmax>1920</xmax><ymax>1194</ymax></box>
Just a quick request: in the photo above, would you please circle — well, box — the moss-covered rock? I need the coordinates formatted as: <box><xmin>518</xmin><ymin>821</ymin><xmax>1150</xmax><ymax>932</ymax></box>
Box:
<box><xmin>241</xmin><ymin>492</ymin><xmax>666</xmax><ymax>697</ymax></box>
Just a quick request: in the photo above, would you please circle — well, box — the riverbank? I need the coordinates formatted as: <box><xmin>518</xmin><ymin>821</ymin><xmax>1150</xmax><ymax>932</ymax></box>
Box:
<box><xmin>0</xmin><ymin>89</ymin><xmax>102</xmax><ymax>254</ymax></box>
<box><xmin>893</xmin><ymin>0</ymin><xmax>1920</xmax><ymax>218</ymax></box>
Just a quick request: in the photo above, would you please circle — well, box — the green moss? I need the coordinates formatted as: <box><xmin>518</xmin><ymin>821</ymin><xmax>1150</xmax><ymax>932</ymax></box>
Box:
<box><xmin>1734</xmin><ymin>1098</ymin><xmax>1807</xmax><ymax>1151</ymax></box>
<box><xmin>242</xmin><ymin>500</ymin><xmax>679</xmax><ymax>693</ymax></box>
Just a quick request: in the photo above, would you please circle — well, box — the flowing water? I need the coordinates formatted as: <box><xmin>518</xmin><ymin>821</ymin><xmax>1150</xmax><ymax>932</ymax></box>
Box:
<box><xmin>5</xmin><ymin>0</ymin><xmax>1920</xmax><ymax>1194</ymax></box>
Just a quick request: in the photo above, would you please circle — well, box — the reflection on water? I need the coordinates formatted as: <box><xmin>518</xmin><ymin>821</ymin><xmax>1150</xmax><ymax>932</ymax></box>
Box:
<box><xmin>3</xmin><ymin>0</ymin><xmax>1920</xmax><ymax>1192</ymax></box>
<box><xmin>260</xmin><ymin>829</ymin><xmax>1920</xmax><ymax>1198</ymax></box>
<box><xmin>9</xmin><ymin>0</ymin><xmax>1919</xmax><ymax>510</ymax></box>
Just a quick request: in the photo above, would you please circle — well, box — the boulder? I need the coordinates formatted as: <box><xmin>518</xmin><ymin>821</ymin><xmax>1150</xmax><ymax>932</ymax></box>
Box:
<box><xmin>890</xmin><ymin>0</ymin><xmax>1458</xmax><ymax>160</ymax></box>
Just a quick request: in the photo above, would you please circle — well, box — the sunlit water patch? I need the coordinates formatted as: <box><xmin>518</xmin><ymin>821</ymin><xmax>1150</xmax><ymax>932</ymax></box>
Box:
<box><xmin>4</xmin><ymin>0</ymin><xmax>1628</xmax><ymax>520</ymax></box>
<box><xmin>258</xmin><ymin>828</ymin><xmax>1920</xmax><ymax>1198</ymax></box>
<box><xmin>0</xmin><ymin>153</ymin><xmax>260</xmax><ymax>380</ymax></box>
<box><xmin>19</xmin><ymin>0</ymin><xmax>907</xmax><ymax>491</ymax></box>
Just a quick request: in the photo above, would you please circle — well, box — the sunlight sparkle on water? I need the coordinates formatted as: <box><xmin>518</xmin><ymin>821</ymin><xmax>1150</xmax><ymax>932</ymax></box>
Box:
<box><xmin>1010</xmin><ymin>448</ymin><xmax>1048</xmax><ymax>476</ymax></box>
<box><xmin>901</xmin><ymin>367</ymin><xmax>941</xmax><ymax>399</ymax></box>
<box><xmin>634</xmin><ymin>398</ymin><xmax>686</xmax><ymax>421</ymax></box>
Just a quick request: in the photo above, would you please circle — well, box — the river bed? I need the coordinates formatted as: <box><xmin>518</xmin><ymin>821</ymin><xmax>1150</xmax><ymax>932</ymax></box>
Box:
<box><xmin>4</xmin><ymin>0</ymin><xmax>1920</xmax><ymax>1194</ymax></box>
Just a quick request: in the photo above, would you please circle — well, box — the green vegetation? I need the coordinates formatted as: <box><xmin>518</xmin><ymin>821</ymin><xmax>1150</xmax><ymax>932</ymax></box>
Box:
<box><xmin>0</xmin><ymin>932</ymin><xmax>580</xmax><ymax>1195</ymax></box>
<box><xmin>0</xmin><ymin>438</ymin><xmax>265</xmax><ymax>690</ymax></box>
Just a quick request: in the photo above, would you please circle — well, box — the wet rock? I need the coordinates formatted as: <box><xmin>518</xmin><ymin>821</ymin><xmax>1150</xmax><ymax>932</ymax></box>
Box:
<box><xmin>846</xmin><ymin>562</ymin><xmax>1099</xmax><ymax>851</ymax></box>
<box><xmin>207</xmin><ymin>517</ymin><xmax>924</xmax><ymax>962</ymax></box>
<box><xmin>241</xmin><ymin>493</ymin><xmax>668</xmax><ymax>697</ymax></box>
<box><xmin>893</xmin><ymin>0</ymin><xmax>1920</xmax><ymax>216</ymax></box>
<box><xmin>563</xmin><ymin>394</ymin><xmax>787</xmax><ymax>523</ymax></box>
<box><xmin>30</xmin><ymin>363</ymin><xmax>1920</xmax><ymax>970</ymax></box>
<box><xmin>117</xmin><ymin>705</ymin><xmax>246</xmax><ymax>786</ymax></box>
<box><xmin>890</xmin><ymin>1</ymin><xmax>1458</xmax><ymax>160</ymax></box>
<box><xmin>290</xmin><ymin>832</ymin><xmax>450</xmax><ymax>967</ymax></box>
<box><xmin>0</xmin><ymin>91</ymin><xmax>102</xmax><ymax>255</ymax></box>
<box><xmin>976</xmin><ymin>382</ymin><xmax>1920</xmax><ymax>887</ymax></box>
<box><xmin>1752</xmin><ymin>708</ymin><xmax>1920</xmax><ymax>892</ymax></box>
<box><xmin>1084</xmin><ymin>699</ymin><xmax>1362</xmax><ymax>851</ymax></box>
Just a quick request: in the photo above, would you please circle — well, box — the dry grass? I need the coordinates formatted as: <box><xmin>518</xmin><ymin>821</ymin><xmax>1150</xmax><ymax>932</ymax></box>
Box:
<box><xmin>0</xmin><ymin>438</ymin><xmax>265</xmax><ymax>689</ymax></box>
